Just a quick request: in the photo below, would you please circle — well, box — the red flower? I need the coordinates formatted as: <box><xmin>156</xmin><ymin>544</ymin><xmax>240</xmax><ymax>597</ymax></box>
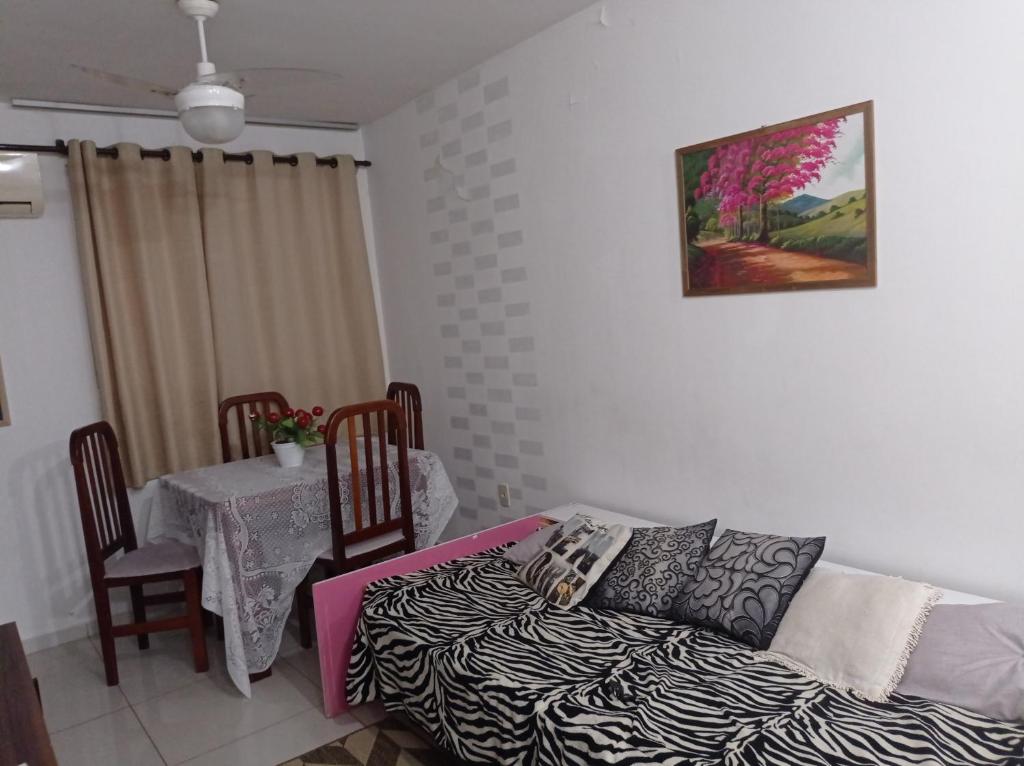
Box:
<box><xmin>317</xmin><ymin>424</ymin><xmax>326</xmax><ymax>434</ymax></box>
<box><xmin>295</xmin><ymin>409</ymin><xmax>307</xmax><ymax>419</ymax></box>
<box><xmin>267</xmin><ymin>412</ymin><xmax>281</xmax><ymax>424</ymax></box>
<box><xmin>297</xmin><ymin>414</ymin><xmax>312</xmax><ymax>429</ymax></box>
<box><xmin>312</xmin><ymin>406</ymin><xmax>324</xmax><ymax>417</ymax></box>
<box><xmin>284</xmin><ymin>408</ymin><xmax>294</xmax><ymax>418</ymax></box>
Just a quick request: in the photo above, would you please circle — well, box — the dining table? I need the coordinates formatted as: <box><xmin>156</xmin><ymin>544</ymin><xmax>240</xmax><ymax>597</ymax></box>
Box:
<box><xmin>148</xmin><ymin>441</ymin><xmax>458</xmax><ymax>697</ymax></box>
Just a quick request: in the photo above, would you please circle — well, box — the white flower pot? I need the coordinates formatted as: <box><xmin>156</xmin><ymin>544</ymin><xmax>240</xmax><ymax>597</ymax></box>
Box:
<box><xmin>272</xmin><ymin>441</ymin><xmax>305</xmax><ymax>468</ymax></box>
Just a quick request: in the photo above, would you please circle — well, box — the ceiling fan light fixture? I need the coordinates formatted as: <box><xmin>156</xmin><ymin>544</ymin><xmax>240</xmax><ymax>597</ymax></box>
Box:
<box><xmin>177</xmin><ymin>0</ymin><xmax>219</xmax><ymax>21</ymax></box>
<box><xmin>73</xmin><ymin>0</ymin><xmax>347</xmax><ymax>139</ymax></box>
<box><xmin>175</xmin><ymin>82</ymin><xmax>245</xmax><ymax>144</ymax></box>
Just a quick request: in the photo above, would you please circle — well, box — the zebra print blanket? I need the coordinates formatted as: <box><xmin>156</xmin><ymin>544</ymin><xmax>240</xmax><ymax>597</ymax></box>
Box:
<box><xmin>347</xmin><ymin>548</ymin><xmax>1024</xmax><ymax>765</ymax></box>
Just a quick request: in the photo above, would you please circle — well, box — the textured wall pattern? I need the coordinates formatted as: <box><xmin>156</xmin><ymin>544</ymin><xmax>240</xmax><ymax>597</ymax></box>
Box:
<box><xmin>415</xmin><ymin>72</ymin><xmax>549</xmax><ymax>530</ymax></box>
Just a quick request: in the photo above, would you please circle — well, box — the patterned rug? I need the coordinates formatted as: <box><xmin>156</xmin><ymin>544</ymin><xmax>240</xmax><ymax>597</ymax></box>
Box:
<box><xmin>280</xmin><ymin>716</ymin><xmax>469</xmax><ymax>766</ymax></box>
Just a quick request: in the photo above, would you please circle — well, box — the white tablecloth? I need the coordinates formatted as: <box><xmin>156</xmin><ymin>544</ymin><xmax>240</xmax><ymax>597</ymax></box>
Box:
<box><xmin>149</xmin><ymin>443</ymin><xmax>458</xmax><ymax>696</ymax></box>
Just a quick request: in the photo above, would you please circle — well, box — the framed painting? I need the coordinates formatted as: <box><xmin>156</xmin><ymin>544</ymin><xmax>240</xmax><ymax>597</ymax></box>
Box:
<box><xmin>676</xmin><ymin>101</ymin><xmax>876</xmax><ymax>297</ymax></box>
<box><xmin>0</xmin><ymin>356</ymin><xmax>9</xmax><ymax>427</ymax></box>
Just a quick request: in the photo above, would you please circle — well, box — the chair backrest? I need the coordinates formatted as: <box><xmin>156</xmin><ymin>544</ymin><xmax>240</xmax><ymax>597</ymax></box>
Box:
<box><xmin>217</xmin><ymin>391</ymin><xmax>290</xmax><ymax>463</ymax></box>
<box><xmin>386</xmin><ymin>382</ymin><xmax>424</xmax><ymax>450</ymax></box>
<box><xmin>324</xmin><ymin>400</ymin><xmax>415</xmax><ymax>571</ymax></box>
<box><xmin>69</xmin><ymin>421</ymin><xmax>137</xmax><ymax>581</ymax></box>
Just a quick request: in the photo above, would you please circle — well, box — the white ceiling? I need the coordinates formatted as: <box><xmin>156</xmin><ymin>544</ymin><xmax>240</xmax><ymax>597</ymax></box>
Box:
<box><xmin>0</xmin><ymin>0</ymin><xmax>597</xmax><ymax>125</ymax></box>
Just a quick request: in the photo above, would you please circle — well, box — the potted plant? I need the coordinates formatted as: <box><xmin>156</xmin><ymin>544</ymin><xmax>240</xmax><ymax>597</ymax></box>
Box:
<box><xmin>251</xmin><ymin>406</ymin><xmax>326</xmax><ymax>468</ymax></box>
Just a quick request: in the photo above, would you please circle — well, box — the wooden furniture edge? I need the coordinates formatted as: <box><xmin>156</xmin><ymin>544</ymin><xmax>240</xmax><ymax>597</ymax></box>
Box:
<box><xmin>0</xmin><ymin>622</ymin><xmax>58</xmax><ymax>766</ymax></box>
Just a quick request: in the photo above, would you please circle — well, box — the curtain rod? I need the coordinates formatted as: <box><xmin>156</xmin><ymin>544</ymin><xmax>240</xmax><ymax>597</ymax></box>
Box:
<box><xmin>0</xmin><ymin>140</ymin><xmax>371</xmax><ymax>169</ymax></box>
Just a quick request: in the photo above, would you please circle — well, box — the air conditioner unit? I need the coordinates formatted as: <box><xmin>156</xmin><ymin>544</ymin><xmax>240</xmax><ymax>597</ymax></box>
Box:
<box><xmin>0</xmin><ymin>152</ymin><xmax>45</xmax><ymax>218</ymax></box>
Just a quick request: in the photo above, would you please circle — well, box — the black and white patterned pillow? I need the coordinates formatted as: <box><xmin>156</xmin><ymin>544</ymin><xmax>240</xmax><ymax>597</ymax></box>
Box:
<box><xmin>584</xmin><ymin>520</ymin><xmax>717</xmax><ymax>617</ymax></box>
<box><xmin>671</xmin><ymin>529</ymin><xmax>825</xmax><ymax>649</ymax></box>
<box><xmin>517</xmin><ymin>514</ymin><xmax>632</xmax><ymax>609</ymax></box>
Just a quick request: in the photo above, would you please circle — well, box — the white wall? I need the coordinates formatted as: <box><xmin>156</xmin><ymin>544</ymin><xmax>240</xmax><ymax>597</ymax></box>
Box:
<box><xmin>365</xmin><ymin>0</ymin><xmax>1024</xmax><ymax>601</ymax></box>
<box><xmin>0</xmin><ymin>103</ymin><xmax>381</xmax><ymax>649</ymax></box>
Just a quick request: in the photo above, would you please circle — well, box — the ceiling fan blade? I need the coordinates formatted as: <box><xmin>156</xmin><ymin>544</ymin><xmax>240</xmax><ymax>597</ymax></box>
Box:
<box><xmin>71</xmin><ymin>65</ymin><xmax>178</xmax><ymax>98</ymax></box>
<box><xmin>205</xmin><ymin>67</ymin><xmax>343</xmax><ymax>95</ymax></box>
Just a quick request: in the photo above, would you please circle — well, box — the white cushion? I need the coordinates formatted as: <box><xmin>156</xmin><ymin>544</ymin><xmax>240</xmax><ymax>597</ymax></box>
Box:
<box><xmin>760</xmin><ymin>568</ymin><xmax>941</xmax><ymax>702</ymax></box>
<box><xmin>105</xmin><ymin>540</ymin><xmax>200</xmax><ymax>579</ymax></box>
<box><xmin>898</xmin><ymin>603</ymin><xmax>1024</xmax><ymax>722</ymax></box>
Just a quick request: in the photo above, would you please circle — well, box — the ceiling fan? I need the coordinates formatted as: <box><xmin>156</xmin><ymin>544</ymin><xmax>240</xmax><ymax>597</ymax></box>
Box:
<box><xmin>73</xmin><ymin>0</ymin><xmax>342</xmax><ymax>144</ymax></box>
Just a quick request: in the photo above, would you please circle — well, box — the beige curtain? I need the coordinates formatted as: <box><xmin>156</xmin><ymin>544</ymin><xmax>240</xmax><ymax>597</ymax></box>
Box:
<box><xmin>69</xmin><ymin>143</ymin><xmax>384</xmax><ymax>485</ymax></box>
<box><xmin>197</xmin><ymin>151</ymin><xmax>384</xmax><ymax>412</ymax></box>
<box><xmin>68</xmin><ymin>141</ymin><xmax>221</xmax><ymax>486</ymax></box>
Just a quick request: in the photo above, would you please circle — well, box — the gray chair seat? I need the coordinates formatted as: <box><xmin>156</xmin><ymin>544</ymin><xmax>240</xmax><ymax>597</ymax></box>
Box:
<box><xmin>105</xmin><ymin>540</ymin><xmax>200</xmax><ymax>580</ymax></box>
<box><xmin>71</xmin><ymin>420</ymin><xmax>209</xmax><ymax>687</ymax></box>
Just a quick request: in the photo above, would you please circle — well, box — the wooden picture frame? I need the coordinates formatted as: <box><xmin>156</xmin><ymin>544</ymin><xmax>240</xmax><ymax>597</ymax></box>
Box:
<box><xmin>0</xmin><ymin>356</ymin><xmax>9</xmax><ymax>427</ymax></box>
<box><xmin>676</xmin><ymin>101</ymin><xmax>876</xmax><ymax>297</ymax></box>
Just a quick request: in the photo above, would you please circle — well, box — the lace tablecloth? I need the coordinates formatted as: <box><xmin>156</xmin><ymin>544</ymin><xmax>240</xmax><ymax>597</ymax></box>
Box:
<box><xmin>149</xmin><ymin>443</ymin><xmax>458</xmax><ymax>696</ymax></box>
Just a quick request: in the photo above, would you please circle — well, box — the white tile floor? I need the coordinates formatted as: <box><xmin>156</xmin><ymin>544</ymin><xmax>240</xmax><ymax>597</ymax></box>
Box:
<box><xmin>29</xmin><ymin>624</ymin><xmax>383</xmax><ymax>765</ymax></box>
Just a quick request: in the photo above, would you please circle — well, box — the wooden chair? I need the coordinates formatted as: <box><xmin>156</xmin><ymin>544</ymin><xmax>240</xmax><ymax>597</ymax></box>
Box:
<box><xmin>386</xmin><ymin>382</ymin><xmax>424</xmax><ymax>450</ymax></box>
<box><xmin>69</xmin><ymin>421</ymin><xmax>208</xmax><ymax>687</ymax></box>
<box><xmin>217</xmin><ymin>391</ymin><xmax>290</xmax><ymax>462</ymax></box>
<box><xmin>296</xmin><ymin>400</ymin><xmax>415</xmax><ymax>648</ymax></box>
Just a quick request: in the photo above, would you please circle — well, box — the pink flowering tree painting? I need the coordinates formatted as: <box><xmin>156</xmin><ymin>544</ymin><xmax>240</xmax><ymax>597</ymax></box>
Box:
<box><xmin>694</xmin><ymin>119</ymin><xmax>843</xmax><ymax>243</ymax></box>
<box><xmin>677</xmin><ymin>103</ymin><xmax>876</xmax><ymax>296</ymax></box>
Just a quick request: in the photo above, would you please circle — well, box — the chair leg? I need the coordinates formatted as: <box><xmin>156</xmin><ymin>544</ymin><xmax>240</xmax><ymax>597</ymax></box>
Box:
<box><xmin>297</xmin><ymin>584</ymin><xmax>313</xmax><ymax>649</ymax></box>
<box><xmin>201</xmin><ymin>609</ymin><xmax>225</xmax><ymax>641</ymax></box>
<box><xmin>183</xmin><ymin>569</ymin><xmax>209</xmax><ymax>674</ymax></box>
<box><xmin>198</xmin><ymin>568</ymin><xmax>222</xmax><ymax>640</ymax></box>
<box><xmin>94</xmin><ymin>585</ymin><xmax>119</xmax><ymax>687</ymax></box>
<box><xmin>130</xmin><ymin>584</ymin><xmax>149</xmax><ymax>650</ymax></box>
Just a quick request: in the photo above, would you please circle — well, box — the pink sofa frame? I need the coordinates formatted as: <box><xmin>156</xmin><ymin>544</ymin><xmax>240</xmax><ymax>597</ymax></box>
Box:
<box><xmin>312</xmin><ymin>514</ymin><xmax>549</xmax><ymax>717</ymax></box>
